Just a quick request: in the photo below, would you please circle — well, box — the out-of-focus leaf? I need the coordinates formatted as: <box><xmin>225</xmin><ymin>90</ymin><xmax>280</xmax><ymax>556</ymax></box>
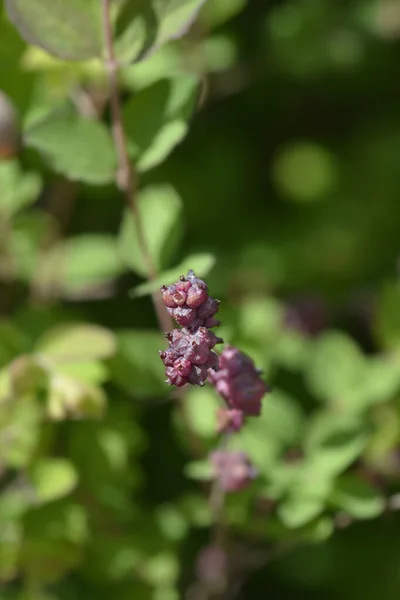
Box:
<box><xmin>123</xmin><ymin>76</ymin><xmax>199</xmax><ymax>171</ymax></box>
<box><xmin>5</xmin><ymin>0</ymin><xmax>103</xmax><ymax>60</ymax></box>
<box><xmin>24</xmin><ymin>115</ymin><xmax>117</xmax><ymax>184</ymax></box>
<box><xmin>59</xmin><ymin>235</ymin><xmax>125</xmax><ymax>294</ymax></box>
<box><xmin>114</xmin><ymin>0</ymin><xmax>157</xmax><ymax>63</ymax></box>
<box><xmin>9</xmin><ymin>355</ymin><xmax>48</xmax><ymax>395</ymax></box>
<box><xmin>130</xmin><ymin>253</ymin><xmax>216</xmax><ymax>297</ymax></box>
<box><xmin>57</xmin><ymin>361</ymin><xmax>109</xmax><ymax>386</ymax></box>
<box><xmin>330</xmin><ymin>475</ymin><xmax>385</xmax><ymax>519</ymax></box>
<box><xmin>30</xmin><ymin>458</ymin><xmax>78</xmax><ymax>503</ymax></box>
<box><xmin>0</xmin><ymin>523</ymin><xmax>21</xmax><ymax>581</ymax></box>
<box><xmin>156</xmin><ymin>504</ymin><xmax>188</xmax><ymax>541</ymax></box>
<box><xmin>153</xmin><ymin>0</ymin><xmax>207</xmax><ymax>47</ymax></box>
<box><xmin>184</xmin><ymin>460</ymin><xmax>214</xmax><ymax>481</ymax></box>
<box><xmin>142</xmin><ymin>552</ymin><xmax>179</xmax><ymax>586</ymax></box>
<box><xmin>305</xmin><ymin>331</ymin><xmax>365</xmax><ymax>404</ymax></box>
<box><xmin>36</xmin><ymin>323</ymin><xmax>117</xmax><ymax>363</ymax></box>
<box><xmin>109</xmin><ymin>330</ymin><xmax>166</xmax><ymax>398</ymax></box>
<box><xmin>278</xmin><ymin>493</ymin><xmax>325</xmax><ymax>529</ymax></box>
<box><xmin>119</xmin><ymin>183</ymin><xmax>183</xmax><ymax>276</ymax></box>
<box><xmin>304</xmin><ymin>411</ymin><xmax>369</xmax><ymax>476</ymax></box>
<box><xmin>47</xmin><ymin>373</ymin><xmax>106</xmax><ymax>420</ymax></box>
<box><xmin>0</xmin><ymin>161</ymin><xmax>41</xmax><ymax>217</ymax></box>
<box><xmin>0</xmin><ymin>397</ymin><xmax>42</xmax><ymax>467</ymax></box>
<box><xmin>180</xmin><ymin>387</ymin><xmax>219</xmax><ymax>438</ymax></box>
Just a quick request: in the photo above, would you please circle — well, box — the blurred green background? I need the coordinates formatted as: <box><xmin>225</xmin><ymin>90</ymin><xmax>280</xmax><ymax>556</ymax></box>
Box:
<box><xmin>3</xmin><ymin>0</ymin><xmax>400</xmax><ymax>599</ymax></box>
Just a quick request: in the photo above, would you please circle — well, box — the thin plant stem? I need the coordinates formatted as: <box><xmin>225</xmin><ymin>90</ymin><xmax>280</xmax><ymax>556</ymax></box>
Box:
<box><xmin>101</xmin><ymin>0</ymin><xmax>171</xmax><ymax>333</ymax></box>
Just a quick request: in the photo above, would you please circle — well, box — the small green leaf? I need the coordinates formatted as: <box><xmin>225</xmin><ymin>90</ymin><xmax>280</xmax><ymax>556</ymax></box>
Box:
<box><xmin>331</xmin><ymin>475</ymin><xmax>385</xmax><ymax>519</ymax></box>
<box><xmin>30</xmin><ymin>459</ymin><xmax>78</xmax><ymax>503</ymax></box>
<box><xmin>58</xmin><ymin>361</ymin><xmax>108</xmax><ymax>386</ymax></box>
<box><xmin>0</xmin><ymin>398</ymin><xmax>43</xmax><ymax>468</ymax></box>
<box><xmin>305</xmin><ymin>412</ymin><xmax>368</xmax><ymax>476</ymax></box>
<box><xmin>114</xmin><ymin>0</ymin><xmax>158</xmax><ymax>63</ymax></box>
<box><xmin>278</xmin><ymin>493</ymin><xmax>325</xmax><ymax>529</ymax></box>
<box><xmin>143</xmin><ymin>552</ymin><xmax>179</xmax><ymax>586</ymax></box>
<box><xmin>47</xmin><ymin>374</ymin><xmax>106</xmax><ymax>420</ymax></box>
<box><xmin>153</xmin><ymin>0</ymin><xmax>207</xmax><ymax>48</ymax></box>
<box><xmin>0</xmin><ymin>161</ymin><xmax>42</xmax><ymax>217</ymax></box>
<box><xmin>5</xmin><ymin>0</ymin><xmax>103</xmax><ymax>60</ymax></box>
<box><xmin>184</xmin><ymin>460</ymin><xmax>214</xmax><ymax>481</ymax></box>
<box><xmin>24</xmin><ymin>115</ymin><xmax>117</xmax><ymax>184</ymax></box>
<box><xmin>123</xmin><ymin>76</ymin><xmax>199</xmax><ymax>172</ymax></box>
<box><xmin>60</xmin><ymin>235</ymin><xmax>125</xmax><ymax>294</ymax></box>
<box><xmin>181</xmin><ymin>387</ymin><xmax>219</xmax><ymax>438</ymax></box>
<box><xmin>119</xmin><ymin>183</ymin><xmax>183</xmax><ymax>276</ymax></box>
<box><xmin>36</xmin><ymin>324</ymin><xmax>117</xmax><ymax>363</ymax></box>
<box><xmin>130</xmin><ymin>253</ymin><xmax>216</xmax><ymax>297</ymax></box>
<box><xmin>305</xmin><ymin>331</ymin><xmax>366</xmax><ymax>405</ymax></box>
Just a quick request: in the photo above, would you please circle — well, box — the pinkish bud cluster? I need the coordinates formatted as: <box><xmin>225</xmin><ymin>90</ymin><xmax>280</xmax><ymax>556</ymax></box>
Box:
<box><xmin>161</xmin><ymin>270</ymin><xmax>221</xmax><ymax>331</ymax></box>
<box><xmin>210</xmin><ymin>450</ymin><xmax>258</xmax><ymax>492</ymax></box>
<box><xmin>160</xmin><ymin>270</ymin><xmax>223</xmax><ymax>387</ymax></box>
<box><xmin>209</xmin><ymin>346</ymin><xmax>269</xmax><ymax>417</ymax></box>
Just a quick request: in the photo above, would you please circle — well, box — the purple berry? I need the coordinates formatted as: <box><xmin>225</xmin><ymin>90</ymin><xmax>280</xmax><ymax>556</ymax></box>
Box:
<box><xmin>209</xmin><ymin>346</ymin><xmax>269</xmax><ymax>416</ymax></box>
<box><xmin>160</xmin><ymin>270</ymin><xmax>223</xmax><ymax>388</ymax></box>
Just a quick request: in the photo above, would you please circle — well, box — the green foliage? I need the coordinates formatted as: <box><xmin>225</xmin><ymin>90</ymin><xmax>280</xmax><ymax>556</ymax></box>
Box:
<box><xmin>24</xmin><ymin>114</ymin><xmax>117</xmax><ymax>184</ymax></box>
<box><xmin>5</xmin><ymin>0</ymin><xmax>103</xmax><ymax>60</ymax></box>
<box><xmin>2</xmin><ymin>0</ymin><xmax>400</xmax><ymax>598</ymax></box>
<box><xmin>123</xmin><ymin>76</ymin><xmax>199</xmax><ymax>171</ymax></box>
<box><xmin>119</xmin><ymin>183</ymin><xmax>183</xmax><ymax>276</ymax></box>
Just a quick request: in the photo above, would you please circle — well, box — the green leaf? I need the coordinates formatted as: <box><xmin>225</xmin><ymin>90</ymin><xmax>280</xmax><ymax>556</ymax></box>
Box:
<box><xmin>36</xmin><ymin>323</ymin><xmax>117</xmax><ymax>363</ymax></box>
<box><xmin>0</xmin><ymin>398</ymin><xmax>43</xmax><ymax>468</ymax></box>
<box><xmin>24</xmin><ymin>115</ymin><xmax>117</xmax><ymax>184</ymax></box>
<box><xmin>114</xmin><ymin>0</ymin><xmax>158</xmax><ymax>63</ymax></box>
<box><xmin>153</xmin><ymin>0</ymin><xmax>207</xmax><ymax>48</ymax></box>
<box><xmin>181</xmin><ymin>386</ymin><xmax>219</xmax><ymax>438</ymax></box>
<box><xmin>305</xmin><ymin>331</ymin><xmax>366</xmax><ymax>405</ymax></box>
<box><xmin>184</xmin><ymin>460</ymin><xmax>214</xmax><ymax>481</ymax></box>
<box><xmin>305</xmin><ymin>412</ymin><xmax>369</xmax><ymax>476</ymax></box>
<box><xmin>123</xmin><ymin>76</ymin><xmax>199</xmax><ymax>172</ymax></box>
<box><xmin>5</xmin><ymin>0</ymin><xmax>103</xmax><ymax>60</ymax></box>
<box><xmin>278</xmin><ymin>493</ymin><xmax>325</xmax><ymax>529</ymax></box>
<box><xmin>108</xmin><ymin>330</ymin><xmax>167</xmax><ymax>398</ymax></box>
<box><xmin>130</xmin><ymin>253</ymin><xmax>216</xmax><ymax>297</ymax></box>
<box><xmin>47</xmin><ymin>373</ymin><xmax>107</xmax><ymax>420</ymax></box>
<box><xmin>331</xmin><ymin>475</ymin><xmax>385</xmax><ymax>519</ymax></box>
<box><xmin>59</xmin><ymin>235</ymin><xmax>125</xmax><ymax>294</ymax></box>
<box><xmin>118</xmin><ymin>184</ymin><xmax>183</xmax><ymax>276</ymax></box>
<box><xmin>0</xmin><ymin>161</ymin><xmax>42</xmax><ymax>217</ymax></box>
<box><xmin>58</xmin><ymin>361</ymin><xmax>109</xmax><ymax>386</ymax></box>
<box><xmin>30</xmin><ymin>458</ymin><xmax>78</xmax><ymax>503</ymax></box>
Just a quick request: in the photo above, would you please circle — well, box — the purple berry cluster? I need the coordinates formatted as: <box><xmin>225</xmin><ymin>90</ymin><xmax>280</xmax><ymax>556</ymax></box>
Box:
<box><xmin>160</xmin><ymin>270</ymin><xmax>223</xmax><ymax>387</ymax></box>
<box><xmin>209</xmin><ymin>346</ymin><xmax>269</xmax><ymax>418</ymax></box>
